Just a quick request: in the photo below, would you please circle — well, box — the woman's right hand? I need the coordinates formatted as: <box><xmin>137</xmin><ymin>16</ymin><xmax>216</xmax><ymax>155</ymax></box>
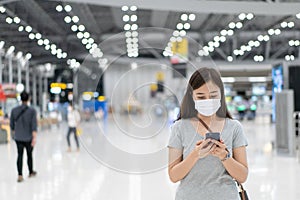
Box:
<box><xmin>192</xmin><ymin>139</ymin><xmax>215</xmax><ymax>160</ymax></box>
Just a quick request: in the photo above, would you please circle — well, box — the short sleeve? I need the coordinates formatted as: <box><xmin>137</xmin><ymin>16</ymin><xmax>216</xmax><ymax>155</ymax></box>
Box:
<box><xmin>232</xmin><ymin>120</ymin><xmax>248</xmax><ymax>149</ymax></box>
<box><xmin>168</xmin><ymin>122</ymin><xmax>183</xmax><ymax>150</ymax></box>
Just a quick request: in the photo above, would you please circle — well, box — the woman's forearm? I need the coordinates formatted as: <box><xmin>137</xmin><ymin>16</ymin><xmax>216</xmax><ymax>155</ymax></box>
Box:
<box><xmin>222</xmin><ymin>158</ymin><xmax>248</xmax><ymax>183</ymax></box>
<box><xmin>169</xmin><ymin>151</ymin><xmax>198</xmax><ymax>183</ymax></box>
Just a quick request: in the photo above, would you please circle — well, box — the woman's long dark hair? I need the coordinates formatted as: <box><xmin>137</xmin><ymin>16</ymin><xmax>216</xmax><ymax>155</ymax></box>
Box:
<box><xmin>177</xmin><ymin>67</ymin><xmax>232</xmax><ymax>120</ymax></box>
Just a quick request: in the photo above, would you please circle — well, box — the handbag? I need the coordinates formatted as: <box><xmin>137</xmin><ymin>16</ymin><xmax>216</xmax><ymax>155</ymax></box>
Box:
<box><xmin>237</xmin><ymin>182</ymin><xmax>249</xmax><ymax>200</ymax></box>
<box><xmin>196</xmin><ymin>116</ymin><xmax>250</xmax><ymax>200</ymax></box>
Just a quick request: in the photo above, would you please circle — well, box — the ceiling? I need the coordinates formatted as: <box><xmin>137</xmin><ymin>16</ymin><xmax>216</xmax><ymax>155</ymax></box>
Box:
<box><xmin>0</xmin><ymin>0</ymin><xmax>300</xmax><ymax>69</ymax></box>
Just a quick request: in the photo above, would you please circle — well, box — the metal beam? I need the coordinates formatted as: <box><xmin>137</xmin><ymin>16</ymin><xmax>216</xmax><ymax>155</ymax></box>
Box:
<box><xmin>55</xmin><ymin>0</ymin><xmax>300</xmax><ymax>16</ymax></box>
<box><xmin>70</xmin><ymin>3</ymin><xmax>102</xmax><ymax>34</ymax></box>
<box><xmin>21</xmin><ymin>0</ymin><xmax>64</xmax><ymax>34</ymax></box>
<box><xmin>270</xmin><ymin>44</ymin><xmax>290</xmax><ymax>59</ymax></box>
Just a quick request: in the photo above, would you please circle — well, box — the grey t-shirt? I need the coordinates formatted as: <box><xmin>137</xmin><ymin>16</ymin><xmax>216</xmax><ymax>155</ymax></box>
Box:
<box><xmin>168</xmin><ymin>118</ymin><xmax>248</xmax><ymax>200</ymax></box>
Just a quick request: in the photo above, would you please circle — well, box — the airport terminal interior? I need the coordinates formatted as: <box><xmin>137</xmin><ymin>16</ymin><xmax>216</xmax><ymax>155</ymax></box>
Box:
<box><xmin>1</xmin><ymin>0</ymin><xmax>300</xmax><ymax>199</ymax></box>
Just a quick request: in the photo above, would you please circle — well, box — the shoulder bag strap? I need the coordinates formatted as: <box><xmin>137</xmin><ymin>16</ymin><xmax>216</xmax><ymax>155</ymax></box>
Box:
<box><xmin>15</xmin><ymin>106</ymin><xmax>29</xmax><ymax>122</ymax></box>
<box><xmin>196</xmin><ymin>116</ymin><xmax>213</xmax><ymax>132</ymax></box>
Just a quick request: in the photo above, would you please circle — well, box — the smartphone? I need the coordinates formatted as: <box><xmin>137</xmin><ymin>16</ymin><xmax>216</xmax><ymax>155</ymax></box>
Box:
<box><xmin>205</xmin><ymin>132</ymin><xmax>221</xmax><ymax>142</ymax></box>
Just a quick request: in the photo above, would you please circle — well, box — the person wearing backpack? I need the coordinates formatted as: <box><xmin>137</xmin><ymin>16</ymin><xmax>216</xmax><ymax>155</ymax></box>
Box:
<box><xmin>10</xmin><ymin>92</ymin><xmax>37</xmax><ymax>182</ymax></box>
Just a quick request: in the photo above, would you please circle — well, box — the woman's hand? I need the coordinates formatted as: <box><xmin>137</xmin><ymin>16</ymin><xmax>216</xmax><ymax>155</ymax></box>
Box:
<box><xmin>192</xmin><ymin>139</ymin><xmax>216</xmax><ymax>160</ymax></box>
<box><xmin>210</xmin><ymin>140</ymin><xmax>228</xmax><ymax>160</ymax></box>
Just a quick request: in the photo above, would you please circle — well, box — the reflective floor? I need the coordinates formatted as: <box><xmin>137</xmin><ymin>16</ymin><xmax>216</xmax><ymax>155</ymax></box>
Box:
<box><xmin>1</xmin><ymin>114</ymin><xmax>300</xmax><ymax>200</ymax></box>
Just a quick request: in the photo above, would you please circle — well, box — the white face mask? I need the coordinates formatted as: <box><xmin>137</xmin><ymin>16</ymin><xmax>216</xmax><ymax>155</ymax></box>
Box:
<box><xmin>195</xmin><ymin>99</ymin><xmax>221</xmax><ymax>116</ymax></box>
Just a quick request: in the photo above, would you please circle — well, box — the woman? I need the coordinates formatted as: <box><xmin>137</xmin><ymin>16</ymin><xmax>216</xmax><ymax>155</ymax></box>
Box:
<box><xmin>168</xmin><ymin>67</ymin><xmax>248</xmax><ymax>200</ymax></box>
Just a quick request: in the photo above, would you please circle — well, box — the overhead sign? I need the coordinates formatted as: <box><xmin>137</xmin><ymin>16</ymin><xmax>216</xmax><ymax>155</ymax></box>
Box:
<box><xmin>171</xmin><ymin>38</ymin><xmax>188</xmax><ymax>64</ymax></box>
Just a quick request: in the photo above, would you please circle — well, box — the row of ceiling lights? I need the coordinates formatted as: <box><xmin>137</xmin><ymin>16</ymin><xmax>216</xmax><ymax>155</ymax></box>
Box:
<box><xmin>1</xmin><ymin>6</ymin><xmax>66</xmax><ymax>60</ymax></box>
<box><xmin>198</xmin><ymin>13</ymin><xmax>254</xmax><ymax>57</ymax></box>
<box><xmin>230</xmin><ymin>16</ymin><xmax>299</xmax><ymax>63</ymax></box>
<box><xmin>56</xmin><ymin>4</ymin><xmax>105</xmax><ymax>69</ymax></box>
<box><xmin>122</xmin><ymin>6</ymin><xmax>139</xmax><ymax>57</ymax></box>
<box><xmin>163</xmin><ymin>13</ymin><xmax>196</xmax><ymax>57</ymax></box>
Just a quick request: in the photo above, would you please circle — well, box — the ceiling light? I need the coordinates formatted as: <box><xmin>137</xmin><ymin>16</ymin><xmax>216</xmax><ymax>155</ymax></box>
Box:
<box><xmin>289</xmin><ymin>40</ymin><xmax>295</xmax><ymax>46</ymax></box>
<box><xmin>219</xmin><ymin>36</ymin><xmax>226</xmax><ymax>42</ymax></box>
<box><xmin>35</xmin><ymin>33</ymin><xmax>42</xmax><ymax>39</ymax></box>
<box><xmin>173</xmin><ymin>30</ymin><xmax>180</xmax><ymax>37</ymax></box>
<box><xmin>297</xmin><ymin>13</ymin><xmax>300</xmax><ymax>19</ymax></box>
<box><xmin>246</xmin><ymin>13</ymin><xmax>254</xmax><ymax>20</ymax></box>
<box><xmin>72</xmin><ymin>16</ymin><xmax>79</xmax><ymax>23</ymax></box>
<box><xmin>88</xmin><ymin>38</ymin><xmax>94</xmax><ymax>44</ymax></box>
<box><xmin>254</xmin><ymin>41</ymin><xmax>260</xmax><ymax>47</ymax></box>
<box><xmin>131</xmin><ymin>24</ymin><xmax>138</xmax><ymax>31</ymax></box>
<box><xmin>130</xmin><ymin>6</ymin><xmax>137</xmax><ymax>11</ymax></box>
<box><xmin>214</xmin><ymin>41</ymin><xmax>220</xmax><ymax>48</ymax></box>
<box><xmin>281</xmin><ymin>22</ymin><xmax>288</xmax><ymax>28</ymax></box>
<box><xmin>43</xmin><ymin>39</ymin><xmax>49</xmax><ymax>45</ymax></box>
<box><xmin>6</xmin><ymin>17</ymin><xmax>13</xmax><ymax>24</ymax></box>
<box><xmin>246</xmin><ymin>46</ymin><xmax>251</xmax><ymax>51</ymax></box>
<box><xmin>64</xmin><ymin>5</ymin><xmax>72</xmax><ymax>12</ymax></box>
<box><xmin>132</xmin><ymin>31</ymin><xmax>138</xmax><ymax>37</ymax></box>
<box><xmin>189</xmin><ymin>14</ymin><xmax>196</xmax><ymax>21</ymax></box>
<box><xmin>121</xmin><ymin>6</ymin><xmax>128</xmax><ymax>11</ymax></box>
<box><xmin>248</xmin><ymin>40</ymin><xmax>255</xmax><ymax>46</ymax></box>
<box><xmin>227</xmin><ymin>30</ymin><xmax>234</xmax><ymax>36</ymax></box>
<box><xmin>16</xmin><ymin>51</ymin><xmax>23</xmax><ymax>59</ymax></box>
<box><xmin>241</xmin><ymin>45</ymin><xmax>247</xmax><ymax>51</ymax></box>
<box><xmin>0</xmin><ymin>41</ymin><xmax>5</xmax><ymax>49</ymax></box>
<box><xmin>274</xmin><ymin>29</ymin><xmax>281</xmax><ymax>35</ymax></box>
<box><xmin>208</xmin><ymin>46</ymin><xmax>214</xmax><ymax>52</ymax></box>
<box><xmin>238</xmin><ymin>13</ymin><xmax>246</xmax><ymax>20</ymax></box>
<box><xmin>82</xmin><ymin>38</ymin><xmax>88</xmax><ymax>45</ymax></box>
<box><xmin>77</xmin><ymin>32</ymin><xmax>84</xmax><ymax>39</ymax></box>
<box><xmin>51</xmin><ymin>44</ymin><xmax>56</xmax><ymax>49</ymax></box>
<box><xmin>249</xmin><ymin>77</ymin><xmax>266</xmax><ymax>82</ymax></box>
<box><xmin>177</xmin><ymin>23</ymin><xmax>183</xmax><ymax>30</ymax></box>
<box><xmin>220</xmin><ymin>29</ymin><xmax>227</xmax><ymax>36</ymax></box>
<box><xmin>71</xmin><ymin>25</ymin><xmax>78</xmax><ymax>32</ymax></box>
<box><xmin>45</xmin><ymin>45</ymin><xmax>50</xmax><ymax>50</ymax></box>
<box><xmin>37</xmin><ymin>39</ymin><xmax>43</xmax><ymax>46</ymax></box>
<box><xmin>6</xmin><ymin>46</ymin><xmax>15</xmax><ymax>56</ymax></box>
<box><xmin>184</xmin><ymin>23</ymin><xmax>191</xmax><ymax>29</ymax></box>
<box><xmin>257</xmin><ymin>35</ymin><xmax>264</xmax><ymax>41</ymax></box>
<box><xmin>13</xmin><ymin>17</ymin><xmax>20</xmax><ymax>24</ymax></box>
<box><xmin>62</xmin><ymin>52</ymin><xmax>67</xmax><ymax>58</ymax></box>
<box><xmin>268</xmin><ymin>29</ymin><xmax>275</xmax><ymax>35</ymax></box>
<box><xmin>18</xmin><ymin>26</ymin><xmax>24</xmax><ymax>32</ymax></box>
<box><xmin>288</xmin><ymin>22</ymin><xmax>294</xmax><ymax>28</ymax></box>
<box><xmin>176</xmin><ymin>37</ymin><xmax>183</xmax><ymax>42</ymax></box>
<box><xmin>131</xmin><ymin>15</ymin><xmax>137</xmax><ymax>22</ymax></box>
<box><xmin>83</xmin><ymin>32</ymin><xmax>90</xmax><ymax>38</ymax></box>
<box><xmin>181</xmin><ymin>14</ymin><xmax>188</xmax><ymax>21</ymax></box>
<box><xmin>285</xmin><ymin>55</ymin><xmax>290</xmax><ymax>61</ymax></box>
<box><xmin>28</xmin><ymin>33</ymin><xmax>35</xmax><ymax>40</ymax></box>
<box><xmin>86</xmin><ymin>43</ymin><xmax>92</xmax><ymax>49</ymax></box>
<box><xmin>125</xmin><ymin>31</ymin><xmax>131</xmax><ymax>37</ymax></box>
<box><xmin>56</xmin><ymin>5</ymin><xmax>63</xmax><ymax>12</ymax></box>
<box><xmin>0</xmin><ymin>6</ymin><xmax>6</xmax><ymax>13</ymax></box>
<box><xmin>229</xmin><ymin>22</ymin><xmax>235</xmax><ymax>29</ymax></box>
<box><xmin>295</xmin><ymin>40</ymin><xmax>300</xmax><ymax>46</ymax></box>
<box><xmin>233</xmin><ymin>49</ymin><xmax>239</xmax><ymax>55</ymax></box>
<box><xmin>236</xmin><ymin>22</ymin><xmax>243</xmax><ymax>29</ymax></box>
<box><xmin>25</xmin><ymin>53</ymin><xmax>32</xmax><ymax>60</ymax></box>
<box><xmin>51</xmin><ymin>49</ymin><xmax>57</xmax><ymax>55</ymax></box>
<box><xmin>64</xmin><ymin>16</ymin><xmax>72</xmax><ymax>23</ymax></box>
<box><xmin>170</xmin><ymin>36</ymin><xmax>176</xmax><ymax>42</ymax></box>
<box><xmin>263</xmin><ymin>35</ymin><xmax>270</xmax><ymax>41</ymax></box>
<box><xmin>123</xmin><ymin>15</ymin><xmax>130</xmax><ymax>22</ymax></box>
<box><xmin>78</xmin><ymin>25</ymin><xmax>85</xmax><ymax>32</ymax></box>
<box><xmin>214</xmin><ymin>36</ymin><xmax>220</xmax><ymax>42</ymax></box>
<box><xmin>124</xmin><ymin>24</ymin><xmax>131</xmax><ymax>31</ymax></box>
<box><xmin>179</xmin><ymin>30</ymin><xmax>186</xmax><ymax>36</ymax></box>
<box><xmin>222</xmin><ymin>77</ymin><xmax>235</xmax><ymax>82</ymax></box>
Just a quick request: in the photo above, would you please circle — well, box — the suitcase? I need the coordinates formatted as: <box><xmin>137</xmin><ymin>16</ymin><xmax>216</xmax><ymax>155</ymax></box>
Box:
<box><xmin>0</xmin><ymin>128</ymin><xmax>8</xmax><ymax>144</ymax></box>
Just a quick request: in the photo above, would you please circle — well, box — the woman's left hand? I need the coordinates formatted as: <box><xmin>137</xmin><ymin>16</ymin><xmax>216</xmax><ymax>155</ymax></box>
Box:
<box><xmin>210</xmin><ymin>139</ymin><xmax>228</xmax><ymax>160</ymax></box>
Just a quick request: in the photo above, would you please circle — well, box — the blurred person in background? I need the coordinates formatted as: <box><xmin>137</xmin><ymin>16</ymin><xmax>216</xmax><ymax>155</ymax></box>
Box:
<box><xmin>10</xmin><ymin>92</ymin><xmax>37</xmax><ymax>182</ymax></box>
<box><xmin>66</xmin><ymin>102</ymin><xmax>81</xmax><ymax>152</ymax></box>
